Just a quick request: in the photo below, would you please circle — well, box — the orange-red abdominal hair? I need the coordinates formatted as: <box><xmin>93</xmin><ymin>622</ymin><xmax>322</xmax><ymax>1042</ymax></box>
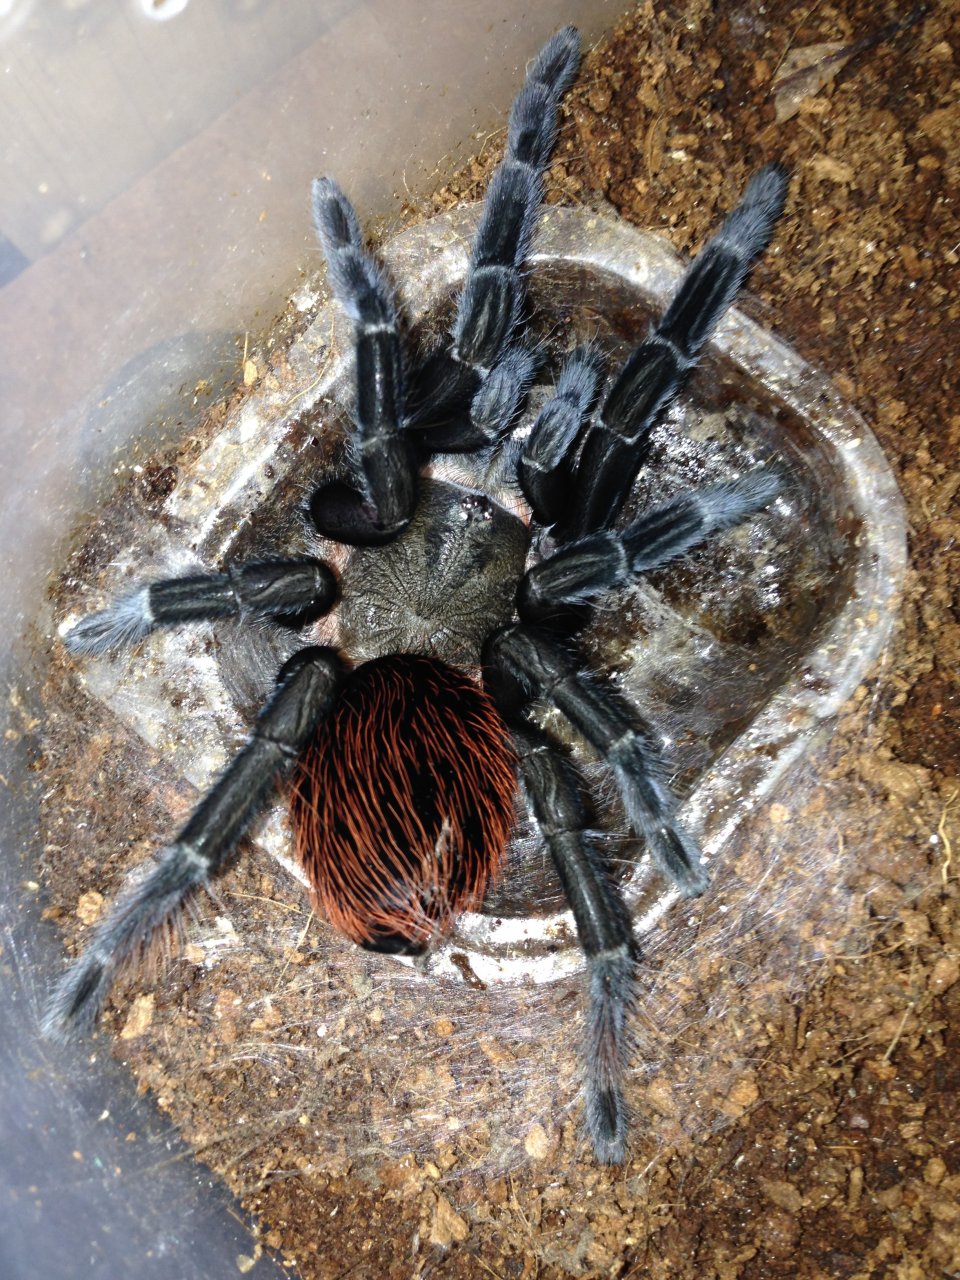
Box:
<box><xmin>290</xmin><ymin>654</ymin><xmax>517</xmax><ymax>954</ymax></box>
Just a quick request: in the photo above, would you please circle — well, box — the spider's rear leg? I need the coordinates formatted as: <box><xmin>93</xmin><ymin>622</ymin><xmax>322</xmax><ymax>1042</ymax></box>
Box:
<box><xmin>511</xmin><ymin>726</ymin><xmax>637</xmax><ymax>1165</ymax></box>
<box><xmin>485</xmin><ymin>624</ymin><xmax>707</xmax><ymax>896</ymax></box>
<box><xmin>43</xmin><ymin>647</ymin><xmax>346</xmax><ymax>1038</ymax></box>
<box><xmin>63</xmin><ymin>557</ymin><xmax>337</xmax><ymax>655</ymax></box>
<box><xmin>407</xmin><ymin>27</ymin><xmax>581</xmax><ymax>450</ymax></box>
<box><xmin>554</xmin><ymin>164</ymin><xmax>789</xmax><ymax>541</ymax></box>
<box><xmin>309</xmin><ymin>178</ymin><xmax>417</xmax><ymax>545</ymax></box>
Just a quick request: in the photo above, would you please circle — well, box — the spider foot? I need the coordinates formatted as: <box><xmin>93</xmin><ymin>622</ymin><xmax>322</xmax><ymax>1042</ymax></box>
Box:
<box><xmin>584</xmin><ymin>944</ymin><xmax>637</xmax><ymax>1165</ymax></box>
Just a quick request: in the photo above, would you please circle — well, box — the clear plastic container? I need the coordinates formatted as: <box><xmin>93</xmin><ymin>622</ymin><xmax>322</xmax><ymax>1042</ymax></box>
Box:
<box><xmin>34</xmin><ymin>193</ymin><xmax>906</xmax><ymax>1179</ymax></box>
<box><xmin>57</xmin><ymin>200</ymin><xmax>905</xmax><ymax>994</ymax></box>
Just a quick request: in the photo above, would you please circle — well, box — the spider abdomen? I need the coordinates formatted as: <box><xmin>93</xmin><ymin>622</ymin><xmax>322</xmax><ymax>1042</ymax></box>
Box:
<box><xmin>290</xmin><ymin>654</ymin><xmax>516</xmax><ymax>954</ymax></box>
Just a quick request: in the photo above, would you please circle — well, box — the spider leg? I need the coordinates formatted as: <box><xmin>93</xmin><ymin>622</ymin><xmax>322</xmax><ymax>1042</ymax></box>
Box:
<box><xmin>309</xmin><ymin>178</ymin><xmax>416</xmax><ymax>545</ymax></box>
<box><xmin>512</xmin><ymin>725</ymin><xmax>636</xmax><ymax>1165</ymax></box>
<box><xmin>407</xmin><ymin>346</ymin><xmax>539</xmax><ymax>455</ymax></box>
<box><xmin>518</xmin><ymin>346</ymin><xmax>603</xmax><ymax>526</ymax></box>
<box><xmin>406</xmin><ymin>26</ymin><xmax>581</xmax><ymax>452</ymax></box>
<box><xmin>43</xmin><ymin>646</ymin><xmax>345</xmax><ymax>1038</ymax></box>
<box><xmin>485</xmin><ymin>624</ymin><xmax>707</xmax><ymax>896</ymax></box>
<box><xmin>555</xmin><ymin>164</ymin><xmax>789</xmax><ymax>540</ymax></box>
<box><xmin>518</xmin><ymin>468</ymin><xmax>780</xmax><ymax>624</ymax></box>
<box><xmin>63</xmin><ymin>557</ymin><xmax>337</xmax><ymax>655</ymax></box>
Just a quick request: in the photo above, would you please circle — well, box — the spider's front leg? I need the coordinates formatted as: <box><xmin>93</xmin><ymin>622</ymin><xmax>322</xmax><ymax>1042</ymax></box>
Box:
<box><xmin>407</xmin><ymin>26</ymin><xmax>582</xmax><ymax>453</ymax></box>
<box><xmin>308</xmin><ymin>178</ymin><xmax>417</xmax><ymax>546</ymax></box>
<box><xmin>525</xmin><ymin>164</ymin><xmax>789</xmax><ymax>538</ymax></box>
<box><xmin>44</xmin><ymin>647</ymin><xmax>346</xmax><ymax>1038</ymax></box>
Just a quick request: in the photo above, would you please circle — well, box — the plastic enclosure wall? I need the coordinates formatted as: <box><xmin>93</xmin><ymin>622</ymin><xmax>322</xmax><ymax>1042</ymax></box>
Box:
<box><xmin>0</xmin><ymin>4</ymin><xmax>623</xmax><ymax>1278</ymax></box>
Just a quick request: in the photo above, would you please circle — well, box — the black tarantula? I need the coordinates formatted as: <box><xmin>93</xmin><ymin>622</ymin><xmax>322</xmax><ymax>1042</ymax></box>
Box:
<box><xmin>46</xmin><ymin>27</ymin><xmax>788</xmax><ymax>1165</ymax></box>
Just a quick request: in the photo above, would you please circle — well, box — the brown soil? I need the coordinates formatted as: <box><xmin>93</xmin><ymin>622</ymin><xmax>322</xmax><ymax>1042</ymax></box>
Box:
<box><xmin>36</xmin><ymin>1</ymin><xmax>959</xmax><ymax>1277</ymax></box>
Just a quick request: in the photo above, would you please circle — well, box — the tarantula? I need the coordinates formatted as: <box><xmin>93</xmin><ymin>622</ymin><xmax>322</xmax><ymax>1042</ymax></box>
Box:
<box><xmin>45</xmin><ymin>27</ymin><xmax>788</xmax><ymax>1165</ymax></box>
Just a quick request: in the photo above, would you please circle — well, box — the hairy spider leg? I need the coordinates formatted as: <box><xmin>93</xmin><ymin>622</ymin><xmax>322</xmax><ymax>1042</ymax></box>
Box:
<box><xmin>308</xmin><ymin>178</ymin><xmax>418</xmax><ymax>546</ymax></box>
<box><xmin>63</xmin><ymin>557</ymin><xmax>337</xmax><ymax>656</ymax></box>
<box><xmin>44</xmin><ymin>648</ymin><xmax>345</xmax><ymax>1038</ymax></box>
<box><xmin>535</xmin><ymin>164</ymin><xmax>790</xmax><ymax>539</ymax></box>
<box><xmin>309</xmin><ymin>27</ymin><xmax>581</xmax><ymax>540</ymax></box>
<box><xmin>485</xmin><ymin>624</ymin><xmax>707</xmax><ymax>896</ymax></box>
<box><xmin>517</xmin><ymin>469</ymin><xmax>781</xmax><ymax>624</ymax></box>
<box><xmin>512</xmin><ymin>726</ymin><xmax>637</xmax><ymax>1165</ymax></box>
<box><xmin>499</xmin><ymin>445</ymin><xmax>780</xmax><ymax>1158</ymax></box>
<box><xmin>290</xmin><ymin>654</ymin><xmax>516</xmax><ymax>954</ymax></box>
<box><xmin>485</xmin><ymin>617</ymin><xmax>702</xmax><ymax>1159</ymax></box>
<box><xmin>511</xmin><ymin>459</ymin><xmax>779</xmax><ymax>893</ymax></box>
<box><xmin>518</xmin><ymin>346</ymin><xmax>604</xmax><ymax>526</ymax></box>
<box><xmin>406</xmin><ymin>25</ymin><xmax>582</xmax><ymax>452</ymax></box>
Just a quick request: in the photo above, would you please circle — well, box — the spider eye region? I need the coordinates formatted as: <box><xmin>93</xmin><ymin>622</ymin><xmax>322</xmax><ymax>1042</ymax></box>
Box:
<box><xmin>457</xmin><ymin>492</ymin><xmax>495</xmax><ymax>523</ymax></box>
<box><xmin>337</xmin><ymin>478</ymin><xmax>529</xmax><ymax>665</ymax></box>
<box><xmin>290</xmin><ymin>654</ymin><xmax>517</xmax><ymax>955</ymax></box>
